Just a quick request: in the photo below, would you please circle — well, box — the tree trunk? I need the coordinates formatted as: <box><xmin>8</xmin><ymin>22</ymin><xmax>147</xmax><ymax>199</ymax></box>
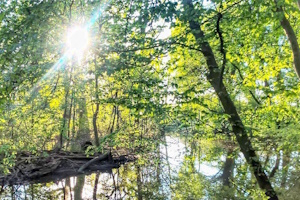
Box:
<box><xmin>66</xmin><ymin>89</ymin><xmax>74</xmax><ymax>149</ymax></box>
<box><xmin>66</xmin><ymin>66</ymin><xmax>74</xmax><ymax>149</ymax></box>
<box><xmin>109</xmin><ymin>106</ymin><xmax>116</xmax><ymax>134</ymax></box>
<box><xmin>184</xmin><ymin>1</ymin><xmax>278</xmax><ymax>199</ymax></box>
<box><xmin>59</xmin><ymin>63</ymin><xmax>74</xmax><ymax>149</ymax></box>
<box><xmin>156</xmin><ymin>140</ymin><xmax>161</xmax><ymax>185</ymax></box>
<box><xmin>77</xmin><ymin>96</ymin><xmax>90</xmax><ymax>147</ymax></box>
<box><xmin>136</xmin><ymin>165</ymin><xmax>143</xmax><ymax>200</ymax></box>
<box><xmin>116</xmin><ymin>106</ymin><xmax>120</xmax><ymax>129</ymax></box>
<box><xmin>74</xmin><ymin>175</ymin><xmax>85</xmax><ymax>200</ymax></box>
<box><xmin>276</xmin><ymin>3</ymin><xmax>300</xmax><ymax>79</ymax></box>
<box><xmin>93</xmin><ymin>172</ymin><xmax>100</xmax><ymax>200</ymax></box>
<box><xmin>110</xmin><ymin>92</ymin><xmax>118</xmax><ymax>134</ymax></box>
<box><xmin>64</xmin><ymin>177</ymin><xmax>71</xmax><ymax>200</ymax></box>
<box><xmin>60</xmin><ymin>98</ymin><xmax>68</xmax><ymax>148</ymax></box>
<box><xmin>60</xmin><ymin>77</ymin><xmax>70</xmax><ymax>149</ymax></box>
<box><xmin>93</xmin><ymin>72</ymin><xmax>100</xmax><ymax>146</ymax></box>
<box><xmin>222</xmin><ymin>148</ymin><xmax>235</xmax><ymax>186</ymax></box>
<box><xmin>70</xmin><ymin>95</ymin><xmax>76</xmax><ymax>151</ymax></box>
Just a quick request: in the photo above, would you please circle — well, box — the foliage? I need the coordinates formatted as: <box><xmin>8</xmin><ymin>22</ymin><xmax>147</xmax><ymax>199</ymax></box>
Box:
<box><xmin>1</xmin><ymin>0</ymin><xmax>300</xmax><ymax>199</ymax></box>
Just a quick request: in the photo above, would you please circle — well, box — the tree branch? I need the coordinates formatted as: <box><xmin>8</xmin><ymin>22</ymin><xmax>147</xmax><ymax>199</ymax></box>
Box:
<box><xmin>78</xmin><ymin>152</ymin><xmax>111</xmax><ymax>173</ymax></box>
<box><xmin>231</xmin><ymin>63</ymin><xmax>261</xmax><ymax>105</ymax></box>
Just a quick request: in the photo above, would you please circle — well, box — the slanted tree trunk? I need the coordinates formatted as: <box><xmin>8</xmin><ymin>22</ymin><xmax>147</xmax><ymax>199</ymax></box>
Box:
<box><xmin>276</xmin><ymin>1</ymin><xmax>300</xmax><ymax>79</ymax></box>
<box><xmin>108</xmin><ymin>92</ymin><xmax>118</xmax><ymax>134</ymax></box>
<box><xmin>110</xmin><ymin>105</ymin><xmax>116</xmax><ymax>134</ymax></box>
<box><xmin>184</xmin><ymin>1</ymin><xmax>278</xmax><ymax>199</ymax></box>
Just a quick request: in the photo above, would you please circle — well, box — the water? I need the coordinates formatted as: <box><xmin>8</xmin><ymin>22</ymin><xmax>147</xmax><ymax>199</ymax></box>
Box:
<box><xmin>1</xmin><ymin>135</ymin><xmax>300</xmax><ymax>199</ymax></box>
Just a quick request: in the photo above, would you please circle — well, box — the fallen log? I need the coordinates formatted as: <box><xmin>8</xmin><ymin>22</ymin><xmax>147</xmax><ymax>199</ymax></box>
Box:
<box><xmin>0</xmin><ymin>150</ymin><xmax>136</xmax><ymax>186</ymax></box>
<box><xmin>78</xmin><ymin>152</ymin><xmax>110</xmax><ymax>173</ymax></box>
<box><xmin>18</xmin><ymin>155</ymin><xmax>99</xmax><ymax>160</ymax></box>
<box><xmin>26</xmin><ymin>160</ymin><xmax>61</xmax><ymax>179</ymax></box>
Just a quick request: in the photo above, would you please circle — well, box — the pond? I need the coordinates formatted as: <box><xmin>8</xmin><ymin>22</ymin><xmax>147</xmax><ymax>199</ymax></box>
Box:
<box><xmin>1</xmin><ymin>135</ymin><xmax>300</xmax><ymax>199</ymax></box>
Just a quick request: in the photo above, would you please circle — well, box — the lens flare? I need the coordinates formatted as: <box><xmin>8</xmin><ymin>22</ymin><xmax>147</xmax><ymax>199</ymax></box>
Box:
<box><xmin>67</xmin><ymin>26</ymin><xmax>89</xmax><ymax>56</ymax></box>
<box><xmin>26</xmin><ymin>0</ymin><xmax>110</xmax><ymax>100</ymax></box>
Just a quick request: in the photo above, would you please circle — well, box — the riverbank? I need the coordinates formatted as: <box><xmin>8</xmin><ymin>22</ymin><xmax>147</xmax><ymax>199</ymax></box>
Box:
<box><xmin>0</xmin><ymin>149</ymin><xmax>136</xmax><ymax>186</ymax></box>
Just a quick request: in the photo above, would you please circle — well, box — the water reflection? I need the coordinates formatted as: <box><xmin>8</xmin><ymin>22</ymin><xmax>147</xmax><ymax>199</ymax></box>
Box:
<box><xmin>1</xmin><ymin>135</ymin><xmax>300</xmax><ymax>199</ymax></box>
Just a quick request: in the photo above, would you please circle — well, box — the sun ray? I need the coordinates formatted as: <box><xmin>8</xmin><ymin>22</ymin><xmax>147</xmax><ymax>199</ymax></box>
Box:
<box><xmin>26</xmin><ymin>1</ymin><xmax>110</xmax><ymax>101</ymax></box>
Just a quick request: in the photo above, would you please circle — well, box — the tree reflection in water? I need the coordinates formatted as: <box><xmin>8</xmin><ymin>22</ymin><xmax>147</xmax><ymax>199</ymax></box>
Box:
<box><xmin>1</xmin><ymin>135</ymin><xmax>300</xmax><ymax>199</ymax></box>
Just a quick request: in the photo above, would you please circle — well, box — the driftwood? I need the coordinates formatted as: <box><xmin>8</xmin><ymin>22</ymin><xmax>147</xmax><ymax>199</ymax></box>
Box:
<box><xmin>0</xmin><ymin>150</ymin><xmax>136</xmax><ymax>186</ymax></box>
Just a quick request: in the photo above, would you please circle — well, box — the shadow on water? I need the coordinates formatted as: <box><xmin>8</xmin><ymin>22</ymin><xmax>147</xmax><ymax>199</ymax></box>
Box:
<box><xmin>1</xmin><ymin>134</ymin><xmax>300</xmax><ymax>199</ymax></box>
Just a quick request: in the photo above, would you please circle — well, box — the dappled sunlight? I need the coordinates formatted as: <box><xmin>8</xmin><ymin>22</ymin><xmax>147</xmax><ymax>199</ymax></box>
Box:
<box><xmin>1</xmin><ymin>0</ymin><xmax>300</xmax><ymax>200</ymax></box>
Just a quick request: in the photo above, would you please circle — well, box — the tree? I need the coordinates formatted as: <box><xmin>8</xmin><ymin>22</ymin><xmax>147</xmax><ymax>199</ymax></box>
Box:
<box><xmin>172</xmin><ymin>1</ymin><xmax>278</xmax><ymax>199</ymax></box>
<box><xmin>1</xmin><ymin>0</ymin><xmax>300</xmax><ymax>199</ymax></box>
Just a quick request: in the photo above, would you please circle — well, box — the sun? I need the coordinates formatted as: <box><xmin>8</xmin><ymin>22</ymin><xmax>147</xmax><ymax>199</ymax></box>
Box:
<box><xmin>66</xmin><ymin>26</ymin><xmax>89</xmax><ymax>57</ymax></box>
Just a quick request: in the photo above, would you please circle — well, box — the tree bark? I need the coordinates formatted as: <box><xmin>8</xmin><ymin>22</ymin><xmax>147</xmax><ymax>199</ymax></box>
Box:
<box><xmin>184</xmin><ymin>1</ymin><xmax>278</xmax><ymax>199</ymax></box>
<box><xmin>276</xmin><ymin>3</ymin><xmax>300</xmax><ymax>79</ymax></box>
<box><xmin>93</xmin><ymin>72</ymin><xmax>100</xmax><ymax>146</ymax></box>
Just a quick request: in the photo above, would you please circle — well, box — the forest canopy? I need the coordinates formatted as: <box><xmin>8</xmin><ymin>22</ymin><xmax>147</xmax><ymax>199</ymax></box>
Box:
<box><xmin>1</xmin><ymin>0</ymin><xmax>300</xmax><ymax>199</ymax></box>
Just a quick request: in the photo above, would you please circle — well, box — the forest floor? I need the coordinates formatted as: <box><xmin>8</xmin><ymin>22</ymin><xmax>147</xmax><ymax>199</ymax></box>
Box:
<box><xmin>0</xmin><ymin>149</ymin><xmax>136</xmax><ymax>186</ymax></box>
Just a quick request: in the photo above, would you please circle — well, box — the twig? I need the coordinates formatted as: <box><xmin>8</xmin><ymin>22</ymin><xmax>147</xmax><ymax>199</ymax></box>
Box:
<box><xmin>231</xmin><ymin>63</ymin><xmax>261</xmax><ymax>105</ymax></box>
